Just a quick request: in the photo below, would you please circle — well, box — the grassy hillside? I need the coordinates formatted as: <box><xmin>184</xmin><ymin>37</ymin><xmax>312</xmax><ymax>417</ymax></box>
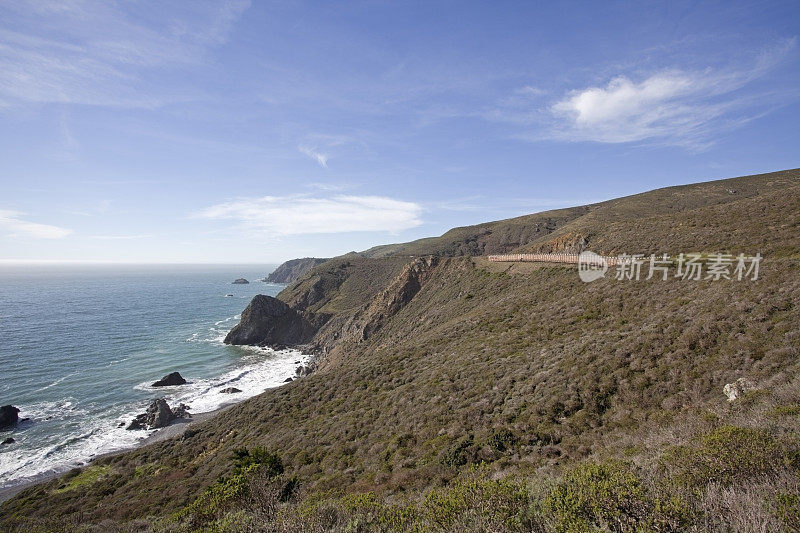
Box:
<box><xmin>3</xmin><ymin>169</ymin><xmax>800</xmax><ymax>532</ymax></box>
<box><xmin>516</xmin><ymin>168</ymin><xmax>800</xmax><ymax>257</ymax></box>
<box><xmin>359</xmin><ymin>168</ymin><xmax>800</xmax><ymax>258</ymax></box>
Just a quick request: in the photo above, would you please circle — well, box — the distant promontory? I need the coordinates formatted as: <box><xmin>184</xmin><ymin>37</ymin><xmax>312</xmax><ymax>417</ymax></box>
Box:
<box><xmin>266</xmin><ymin>258</ymin><xmax>328</xmax><ymax>284</ymax></box>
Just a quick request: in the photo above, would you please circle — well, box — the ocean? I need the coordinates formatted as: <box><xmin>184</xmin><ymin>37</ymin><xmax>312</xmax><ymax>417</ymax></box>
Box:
<box><xmin>0</xmin><ymin>264</ymin><xmax>308</xmax><ymax>492</ymax></box>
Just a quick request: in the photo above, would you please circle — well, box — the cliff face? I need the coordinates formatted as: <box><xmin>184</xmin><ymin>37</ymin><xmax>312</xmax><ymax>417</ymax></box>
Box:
<box><xmin>309</xmin><ymin>256</ymin><xmax>441</xmax><ymax>361</ymax></box>
<box><xmin>225</xmin><ymin>256</ymin><xmax>440</xmax><ymax>359</ymax></box>
<box><xmin>266</xmin><ymin>258</ymin><xmax>329</xmax><ymax>284</ymax></box>
<box><xmin>223</xmin><ymin>295</ymin><xmax>316</xmax><ymax>347</ymax></box>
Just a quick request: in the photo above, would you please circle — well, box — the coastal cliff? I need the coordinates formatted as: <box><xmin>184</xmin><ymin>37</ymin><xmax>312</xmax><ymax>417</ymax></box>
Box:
<box><xmin>265</xmin><ymin>257</ymin><xmax>329</xmax><ymax>284</ymax></box>
<box><xmin>5</xmin><ymin>168</ymin><xmax>800</xmax><ymax>531</ymax></box>
<box><xmin>223</xmin><ymin>295</ymin><xmax>315</xmax><ymax>347</ymax></box>
<box><xmin>226</xmin><ymin>256</ymin><xmax>441</xmax><ymax>362</ymax></box>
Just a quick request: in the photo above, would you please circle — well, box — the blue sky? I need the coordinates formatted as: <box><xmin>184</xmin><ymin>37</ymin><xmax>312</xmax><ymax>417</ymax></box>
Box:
<box><xmin>0</xmin><ymin>0</ymin><xmax>798</xmax><ymax>263</ymax></box>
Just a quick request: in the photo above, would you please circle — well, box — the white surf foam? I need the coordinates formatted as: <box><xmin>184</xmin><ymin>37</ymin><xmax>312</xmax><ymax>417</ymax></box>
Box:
<box><xmin>0</xmin><ymin>348</ymin><xmax>310</xmax><ymax>488</ymax></box>
<box><xmin>0</xmin><ymin>395</ymin><xmax>146</xmax><ymax>484</ymax></box>
<box><xmin>134</xmin><ymin>347</ymin><xmax>309</xmax><ymax>413</ymax></box>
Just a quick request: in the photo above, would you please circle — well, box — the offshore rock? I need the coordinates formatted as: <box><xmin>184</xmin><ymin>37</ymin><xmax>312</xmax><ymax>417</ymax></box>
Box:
<box><xmin>126</xmin><ymin>399</ymin><xmax>189</xmax><ymax>430</ymax></box>
<box><xmin>152</xmin><ymin>372</ymin><xmax>186</xmax><ymax>387</ymax></box>
<box><xmin>0</xmin><ymin>405</ymin><xmax>20</xmax><ymax>429</ymax></box>
<box><xmin>232</xmin><ymin>278</ymin><xmax>249</xmax><ymax>284</ymax></box>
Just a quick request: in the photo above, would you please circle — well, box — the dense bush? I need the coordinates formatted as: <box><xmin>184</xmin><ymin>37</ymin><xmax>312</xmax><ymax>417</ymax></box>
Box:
<box><xmin>179</xmin><ymin>448</ymin><xmax>285</xmax><ymax>526</ymax></box>
<box><xmin>664</xmin><ymin>425</ymin><xmax>800</xmax><ymax>487</ymax></box>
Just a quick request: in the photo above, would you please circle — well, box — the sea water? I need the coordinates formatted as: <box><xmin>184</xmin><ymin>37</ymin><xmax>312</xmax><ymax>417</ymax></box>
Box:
<box><xmin>0</xmin><ymin>264</ymin><xmax>309</xmax><ymax>490</ymax></box>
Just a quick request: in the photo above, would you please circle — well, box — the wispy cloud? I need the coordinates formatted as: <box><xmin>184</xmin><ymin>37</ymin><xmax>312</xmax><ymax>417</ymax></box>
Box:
<box><xmin>498</xmin><ymin>39</ymin><xmax>798</xmax><ymax>150</ymax></box>
<box><xmin>197</xmin><ymin>195</ymin><xmax>423</xmax><ymax>235</ymax></box>
<box><xmin>548</xmin><ymin>71</ymin><xmax>728</xmax><ymax>148</ymax></box>
<box><xmin>299</xmin><ymin>145</ymin><xmax>329</xmax><ymax>168</ymax></box>
<box><xmin>306</xmin><ymin>182</ymin><xmax>352</xmax><ymax>192</ymax></box>
<box><xmin>0</xmin><ymin>210</ymin><xmax>72</xmax><ymax>238</ymax></box>
<box><xmin>0</xmin><ymin>0</ymin><xmax>250</xmax><ymax>107</ymax></box>
<box><xmin>89</xmin><ymin>234</ymin><xmax>151</xmax><ymax>240</ymax></box>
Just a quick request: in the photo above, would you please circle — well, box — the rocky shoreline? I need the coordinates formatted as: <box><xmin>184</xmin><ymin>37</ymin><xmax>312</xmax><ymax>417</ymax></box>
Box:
<box><xmin>0</xmin><ymin>354</ymin><xmax>319</xmax><ymax>506</ymax></box>
<box><xmin>0</xmin><ymin>406</ymin><xmax>222</xmax><ymax>505</ymax></box>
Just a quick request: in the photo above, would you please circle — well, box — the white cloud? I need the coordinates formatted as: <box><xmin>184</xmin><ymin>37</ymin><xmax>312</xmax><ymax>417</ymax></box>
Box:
<box><xmin>299</xmin><ymin>145</ymin><xmax>329</xmax><ymax>168</ymax></box>
<box><xmin>306</xmin><ymin>182</ymin><xmax>352</xmax><ymax>192</ymax></box>
<box><xmin>90</xmin><ymin>234</ymin><xmax>150</xmax><ymax>240</ymax></box>
<box><xmin>197</xmin><ymin>195</ymin><xmax>423</xmax><ymax>235</ymax></box>
<box><xmin>0</xmin><ymin>210</ymin><xmax>72</xmax><ymax>238</ymax></box>
<box><xmin>550</xmin><ymin>71</ymin><xmax>721</xmax><ymax>145</ymax></box>
<box><xmin>501</xmin><ymin>40</ymin><xmax>798</xmax><ymax>149</ymax></box>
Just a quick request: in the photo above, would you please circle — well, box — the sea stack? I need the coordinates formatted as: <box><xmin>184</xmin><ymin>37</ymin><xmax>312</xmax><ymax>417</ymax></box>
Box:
<box><xmin>0</xmin><ymin>405</ymin><xmax>20</xmax><ymax>429</ymax></box>
<box><xmin>232</xmin><ymin>278</ymin><xmax>249</xmax><ymax>284</ymax></box>
<box><xmin>152</xmin><ymin>372</ymin><xmax>187</xmax><ymax>387</ymax></box>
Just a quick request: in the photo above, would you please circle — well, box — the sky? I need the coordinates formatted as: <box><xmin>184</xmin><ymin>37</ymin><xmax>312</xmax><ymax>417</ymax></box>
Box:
<box><xmin>0</xmin><ymin>0</ymin><xmax>798</xmax><ymax>263</ymax></box>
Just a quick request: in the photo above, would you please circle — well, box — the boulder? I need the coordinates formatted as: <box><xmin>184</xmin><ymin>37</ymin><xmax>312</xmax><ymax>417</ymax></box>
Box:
<box><xmin>723</xmin><ymin>377</ymin><xmax>756</xmax><ymax>401</ymax></box>
<box><xmin>172</xmin><ymin>403</ymin><xmax>191</xmax><ymax>419</ymax></box>
<box><xmin>146</xmin><ymin>399</ymin><xmax>176</xmax><ymax>428</ymax></box>
<box><xmin>224</xmin><ymin>294</ymin><xmax>316</xmax><ymax>347</ymax></box>
<box><xmin>283</xmin><ymin>377</ymin><xmax>293</xmax><ymax>382</ymax></box>
<box><xmin>125</xmin><ymin>399</ymin><xmax>190</xmax><ymax>430</ymax></box>
<box><xmin>0</xmin><ymin>405</ymin><xmax>20</xmax><ymax>429</ymax></box>
<box><xmin>232</xmin><ymin>278</ymin><xmax>249</xmax><ymax>284</ymax></box>
<box><xmin>152</xmin><ymin>372</ymin><xmax>186</xmax><ymax>387</ymax></box>
<box><xmin>125</xmin><ymin>418</ymin><xmax>146</xmax><ymax>431</ymax></box>
<box><xmin>220</xmin><ymin>387</ymin><xmax>242</xmax><ymax>394</ymax></box>
<box><xmin>295</xmin><ymin>364</ymin><xmax>315</xmax><ymax>377</ymax></box>
<box><xmin>2</xmin><ymin>437</ymin><xmax>15</xmax><ymax>445</ymax></box>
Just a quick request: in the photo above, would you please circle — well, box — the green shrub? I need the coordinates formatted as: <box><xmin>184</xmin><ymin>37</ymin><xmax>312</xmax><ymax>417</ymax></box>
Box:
<box><xmin>441</xmin><ymin>435</ymin><xmax>477</xmax><ymax>467</ymax></box>
<box><xmin>231</xmin><ymin>447</ymin><xmax>284</xmax><ymax>477</ymax></box>
<box><xmin>544</xmin><ymin>461</ymin><xmax>650</xmax><ymax>532</ymax></box>
<box><xmin>423</xmin><ymin>476</ymin><xmax>527</xmax><ymax>528</ymax></box>
<box><xmin>664</xmin><ymin>425</ymin><xmax>797</xmax><ymax>487</ymax></box>
<box><xmin>775</xmin><ymin>492</ymin><xmax>800</xmax><ymax>530</ymax></box>
<box><xmin>488</xmin><ymin>429</ymin><xmax>519</xmax><ymax>452</ymax></box>
<box><xmin>768</xmin><ymin>404</ymin><xmax>800</xmax><ymax>417</ymax></box>
<box><xmin>180</xmin><ymin>448</ymin><xmax>284</xmax><ymax>526</ymax></box>
<box><xmin>52</xmin><ymin>465</ymin><xmax>112</xmax><ymax>494</ymax></box>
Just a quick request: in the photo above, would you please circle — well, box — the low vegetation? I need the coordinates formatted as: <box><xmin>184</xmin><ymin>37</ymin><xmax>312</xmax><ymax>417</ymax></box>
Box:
<box><xmin>2</xmin><ymin>169</ymin><xmax>800</xmax><ymax>531</ymax></box>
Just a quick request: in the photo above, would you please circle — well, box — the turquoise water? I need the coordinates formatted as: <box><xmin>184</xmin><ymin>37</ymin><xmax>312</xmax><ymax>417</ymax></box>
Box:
<box><xmin>0</xmin><ymin>264</ymin><xmax>308</xmax><ymax>489</ymax></box>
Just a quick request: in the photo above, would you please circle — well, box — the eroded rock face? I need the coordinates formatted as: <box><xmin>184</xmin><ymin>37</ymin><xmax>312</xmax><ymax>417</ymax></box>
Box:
<box><xmin>223</xmin><ymin>295</ymin><xmax>316</xmax><ymax>347</ymax></box>
<box><xmin>266</xmin><ymin>258</ymin><xmax>328</xmax><ymax>284</ymax></box>
<box><xmin>0</xmin><ymin>405</ymin><xmax>20</xmax><ymax>429</ymax></box>
<box><xmin>152</xmin><ymin>372</ymin><xmax>186</xmax><ymax>387</ymax></box>
<box><xmin>723</xmin><ymin>377</ymin><xmax>756</xmax><ymax>401</ymax></box>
